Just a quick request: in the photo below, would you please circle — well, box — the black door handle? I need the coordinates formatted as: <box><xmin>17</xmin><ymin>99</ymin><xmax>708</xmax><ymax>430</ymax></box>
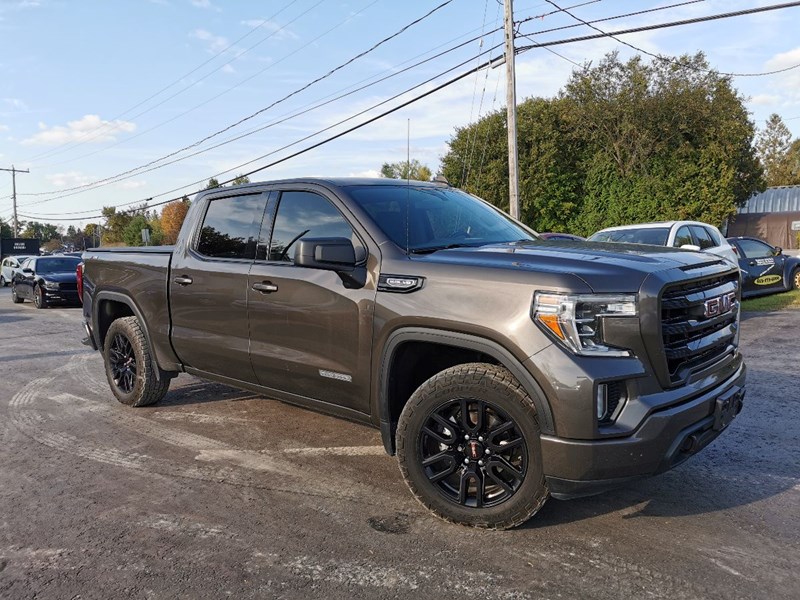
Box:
<box><xmin>173</xmin><ymin>275</ymin><xmax>193</xmax><ymax>285</ymax></box>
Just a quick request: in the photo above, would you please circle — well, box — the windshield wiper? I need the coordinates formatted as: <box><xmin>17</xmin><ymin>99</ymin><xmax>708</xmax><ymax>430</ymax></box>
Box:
<box><xmin>409</xmin><ymin>243</ymin><xmax>484</xmax><ymax>254</ymax></box>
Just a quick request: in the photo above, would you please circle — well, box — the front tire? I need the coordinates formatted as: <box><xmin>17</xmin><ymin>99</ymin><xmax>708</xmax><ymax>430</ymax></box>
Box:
<box><xmin>396</xmin><ymin>363</ymin><xmax>548</xmax><ymax>529</ymax></box>
<box><xmin>0</xmin><ymin>275</ymin><xmax>6</xmax><ymax>287</ymax></box>
<box><xmin>33</xmin><ymin>285</ymin><xmax>47</xmax><ymax>309</ymax></box>
<box><xmin>11</xmin><ymin>284</ymin><xmax>23</xmax><ymax>303</ymax></box>
<box><xmin>104</xmin><ymin>316</ymin><xmax>170</xmax><ymax>407</ymax></box>
<box><xmin>792</xmin><ymin>268</ymin><xmax>800</xmax><ymax>291</ymax></box>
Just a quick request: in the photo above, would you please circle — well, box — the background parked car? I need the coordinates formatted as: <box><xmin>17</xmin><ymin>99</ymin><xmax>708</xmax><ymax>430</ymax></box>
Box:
<box><xmin>11</xmin><ymin>256</ymin><xmax>82</xmax><ymax>308</ymax></box>
<box><xmin>1</xmin><ymin>255</ymin><xmax>32</xmax><ymax>287</ymax></box>
<box><xmin>588</xmin><ymin>221</ymin><xmax>738</xmax><ymax>264</ymax></box>
<box><xmin>538</xmin><ymin>232</ymin><xmax>586</xmax><ymax>241</ymax></box>
<box><xmin>727</xmin><ymin>236</ymin><xmax>800</xmax><ymax>298</ymax></box>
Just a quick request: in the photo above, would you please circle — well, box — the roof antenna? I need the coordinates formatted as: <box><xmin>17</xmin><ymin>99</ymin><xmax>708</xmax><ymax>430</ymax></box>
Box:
<box><xmin>406</xmin><ymin>118</ymin><xmax>411</xmax><ymax>256</ymax></box>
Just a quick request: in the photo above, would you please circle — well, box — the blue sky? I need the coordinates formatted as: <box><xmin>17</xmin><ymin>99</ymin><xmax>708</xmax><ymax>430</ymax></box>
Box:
<box><xmin>1</xmin><ymin>0</ymin><xmax>799</xmax><ymax>229</ymax></box>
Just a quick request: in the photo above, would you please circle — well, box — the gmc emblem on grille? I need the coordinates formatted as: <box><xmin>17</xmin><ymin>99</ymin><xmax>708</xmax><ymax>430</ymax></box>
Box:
<box><xmin>703</xmin><ymin>292</ymin><xmax>737</xmax><ymax>318</ymax></box>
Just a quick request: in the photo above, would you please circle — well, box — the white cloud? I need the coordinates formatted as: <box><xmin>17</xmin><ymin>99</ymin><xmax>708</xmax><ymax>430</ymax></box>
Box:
<box><xmin>0</xmin><ymin>124</ymin><xmax>8</xmax><ymax>132</ymax></box>
<box><xmin>241</xmin><ymin>19</ymin><xmax>299</xmax><ymax>41</ymax></box>
<box><xmin>221</xmin><ymin>63</ymin><xmax>236</xmax><ymax>74</ymax></box>
<box><xmin>190</xmin><ymin>0</ymin><xmax>220</xmax><ymax>11</ymax></box>
<box><xmin>45</xmin><ymin>171</ymin><xmax>95</xmax><ymax>187</ymax></box>
<box><xmin>22</xmin><ymin>114</ymin><xmax>136</xmax><ymax>146</ymax></box>
<box><xmin>3</xmin><ymin>97</ymin><xmax>28</xmax><ymax>111</ymax></box>
<box><xmin>118</xmin><ymin>180</ymin><xmax>147</xmax><ymax>190</ymax></box>
<box><xmin>750</xmin><ymin>94</ymin><xmax>781</xmax><ymax>106</ymax></box>
<box><xmin>191</xmin><ymin>28</ymin><xmax>228</xmax><ymax>53</ymax></box>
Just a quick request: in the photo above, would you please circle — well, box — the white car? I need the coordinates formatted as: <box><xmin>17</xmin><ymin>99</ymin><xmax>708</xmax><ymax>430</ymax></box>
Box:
<box><xmin>1</xmin><ymin>255</ymin><xmax>32</xmax><ymax>286</ymax></box>
<box><xmin>587</xmin><ymin>221</ymin><xmax>738</xmax><ymax>265</ymax></box>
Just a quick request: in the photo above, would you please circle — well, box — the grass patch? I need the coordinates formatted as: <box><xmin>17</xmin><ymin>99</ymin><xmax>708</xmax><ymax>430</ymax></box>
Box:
<box><xmin>741</xmin><ymin>288</ymin><xmax>800</xmax><ymax>312</ymax></box>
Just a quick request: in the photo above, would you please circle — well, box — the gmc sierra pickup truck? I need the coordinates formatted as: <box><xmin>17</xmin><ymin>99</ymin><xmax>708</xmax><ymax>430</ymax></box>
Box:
<box><xmin>80</xmin><ymin>178</ymin><xmax>745</xmax><ymax>528</ymax></box>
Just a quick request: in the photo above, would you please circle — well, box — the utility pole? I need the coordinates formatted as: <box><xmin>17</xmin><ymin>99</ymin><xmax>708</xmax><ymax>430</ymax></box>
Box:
<box><xmin>1</xmin><ymin>165</ymin><xmax>30</xmax><ymax>237</ymax></box>
<box><xmin>503</xmin><ymin>0</ymin><xmax>520</xmax><ymax>220</ymax></box>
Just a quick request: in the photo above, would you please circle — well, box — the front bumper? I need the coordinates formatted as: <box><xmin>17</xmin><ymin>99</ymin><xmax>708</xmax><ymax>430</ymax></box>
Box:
<box><xmin>541</xmin><ymin>361</ymin><xmax>746</xmax><ymax>499</ymax></box>
<box><xmin>44</xmin><ymin>289</ymin><xmax>80</xmax><ymax>304</ymax></box>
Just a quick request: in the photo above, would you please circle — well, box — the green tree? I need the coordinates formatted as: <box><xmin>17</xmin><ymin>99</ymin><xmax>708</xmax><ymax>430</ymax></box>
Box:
<box><xmin>441</xmin><ymin>52</ymin><xmax>764</xmax><ymax>234</ymax></box>
<box><xmin>206</xmin><ymin>177</ymin><xmax>221</xmax><ymax>189</ymax></box>
<box><xmin>20</xmin><ymin>221</ymin><xmax>60</xmax><ymax>242</ymax></box>
<box><xmin>756</xmin><ymin>114</ymin><xmax>794</xmax><ymax>186</ymax></box>
<box><xmin>122</xmin><ymin>214</ymin><xmax>151</xmax><ymax>247</ymax></box>
<box><xmin>0</xmin><ymin>218</ymin><xmax>12</xmax><ymax>239</ymax></box>
<box><xmin>230</xmin><ymin>174</ymin><xmax>251</xmax><ymax>186</ymax></box>
<box><xmin>380</xmin><ymin>159</ymin><xmax>432</xmax><ymax>181</ymax></box>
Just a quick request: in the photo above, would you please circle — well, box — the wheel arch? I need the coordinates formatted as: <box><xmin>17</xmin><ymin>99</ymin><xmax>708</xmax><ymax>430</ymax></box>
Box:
<box><xmin>93</xmin><ymin>291</ymin><xmax>163</xmax><ymax>382</ymax></box>
<box><xmin>378</xmin><ymin>328</ymin><xmax>555</xmax><ymax>455</ymax></box>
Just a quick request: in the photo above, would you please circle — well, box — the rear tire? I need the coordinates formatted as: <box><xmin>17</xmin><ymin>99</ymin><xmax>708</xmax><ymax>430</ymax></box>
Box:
<box><xmin>0</xmin><ymin>275</ymin><xmax>6</xmax><ymax>287</ymax></box>
<box><xmin>792</xmin><ymin>268</ymin><xmax>800</xmax><ymax>291</ymax></box>
<box><xmin>104</xmin><ymin>316</ymin><xmax>170</xmax><ymax>407</ymax></box>
<box><xmin>11</xmin><ymin>284</ymin><xmax>23</xmax><ymax>303</ymax></box>
<box><xmin>396</xmin><ymin>363</ymin><xmax>549</xmax><ymax>529</ymax></box>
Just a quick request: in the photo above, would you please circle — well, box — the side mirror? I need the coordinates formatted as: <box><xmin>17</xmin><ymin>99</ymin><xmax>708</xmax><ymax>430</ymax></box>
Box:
<box><xmin>294</xmin><ymin>237</ymin><xmax>356</xmax><ymax>272</ymax></box>
<box><xmin>679</xmin><ymin>244</ymin><xmax>702</xmax><ymax>252</ymax></box>
<box><xmin>774</xmin><ymin>246</ymin><xmax>783</xmax><ymax>256</ymax></box>
<box><xmin>22</xmin><ymin>267</ymin><xmax>34</xmax><ymax>274</ymax></box>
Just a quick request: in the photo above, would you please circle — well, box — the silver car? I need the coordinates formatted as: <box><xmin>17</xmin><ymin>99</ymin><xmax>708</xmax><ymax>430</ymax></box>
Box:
<box><xmin>1</xmin><ymin>255</ymin><xmax>32</xmax><ymax>286</ymax></box>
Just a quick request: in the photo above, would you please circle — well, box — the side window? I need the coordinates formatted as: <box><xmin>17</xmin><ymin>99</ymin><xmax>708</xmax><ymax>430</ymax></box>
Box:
<box><xmin>690</xmin><ymin>225</ymin><xmax>715</xmax><ymax>249</ymax></box>
<box><xmin>196</xmin><ymin>193</ymin><xmax>267</xmax><ymax>259</ymax></box>
<box><xmin>267</xmin><ymin>191</ymin><xmax>354</xmax><ymax>263</ymax></box>
<box><xmin>737</xmin><ymin>239</ymin><xmax>774</xmax><ymax>259</ymax></box>
<box><xmin>705</xmin><ymin>226</ymin><xmax>722</xmax><ymax>246</ymax></box>
<box><xmin>673</xmin><ymin>226</ymin><xmax>693</xmax><ymax>247</ymax></box>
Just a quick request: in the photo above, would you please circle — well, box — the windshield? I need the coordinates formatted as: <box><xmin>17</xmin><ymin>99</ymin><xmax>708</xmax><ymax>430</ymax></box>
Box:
<box><xmin>36</xmin><ymin>257</ymin><xmax>81</xmax><ymax>274</ymax></box>
<box><xmin>588</xmin><ymin>227</ymin><xmax>670</xmax><ymax>246</ymax></box>
<box><xmin>347</xmin><ymin>185</ymin><xmax>534</xmax><ymax>252</ymax></box>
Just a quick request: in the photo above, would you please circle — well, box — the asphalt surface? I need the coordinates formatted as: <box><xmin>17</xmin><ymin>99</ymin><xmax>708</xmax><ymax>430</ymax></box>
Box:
<box><xmin>0</xmin><ymin>286</ymin><xmax>798</xmax><ymax>599</ymax></box>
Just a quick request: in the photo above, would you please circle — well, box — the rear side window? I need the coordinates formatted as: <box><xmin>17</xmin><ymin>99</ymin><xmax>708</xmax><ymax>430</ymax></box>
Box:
<box><xmin>690</xmin><ymin>225</ymin><xmax>716</xmax><ymax>249</ymax></box>
<box><xmin>196</xmin><ymin>193</ymin><xmax>267</xmax><ymax>259</ymax></box>
<box><xmin>267</xmin><ymin>191</ymin><xmax>354</xmax><ymax>262</ymax></box>
<box><xmin>673</xmin><ymin>226</ymin><xmax>692</xmax><ymax>247</ymax></box>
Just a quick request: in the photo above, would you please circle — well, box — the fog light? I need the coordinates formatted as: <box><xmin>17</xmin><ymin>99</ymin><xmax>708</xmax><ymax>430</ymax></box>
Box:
<box><xmin>596</xmin><ymin>384</ymin><xmax>607</xmax><ymax>420</ymax></box>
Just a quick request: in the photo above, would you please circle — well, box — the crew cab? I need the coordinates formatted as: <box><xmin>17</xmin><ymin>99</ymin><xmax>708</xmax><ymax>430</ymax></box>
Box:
<box><xmin>80</xmin><ymin>178</ymin><xmax>746</xmax><ymax>528</ymax></box>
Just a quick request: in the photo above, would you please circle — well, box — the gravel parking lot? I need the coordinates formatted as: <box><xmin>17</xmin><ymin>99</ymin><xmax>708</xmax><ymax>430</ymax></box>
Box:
<box><xmin>0</xmin><ymin>286</ymin><xmax>798</xmax><ymax>599</ymax></box>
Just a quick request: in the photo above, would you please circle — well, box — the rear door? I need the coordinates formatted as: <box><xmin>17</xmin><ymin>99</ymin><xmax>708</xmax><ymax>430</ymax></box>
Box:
<box><xmin>16</xmin><ymin>257</ymin><xmax>35</xmax><ymax>297</ymax></box>
<box><xmin>169</xmin><ymin>190</ymin><xmax>269</xmax><ymax>382</ymax></box>
<box><xmin>736</xmin><ymin>238</ymin><xmax>786</xmax><ymax>295</ymax></box>
<box><xmin>247</xmin><ymin>186</ymin><xmax>377</xmax><ymax>413</ymax></box>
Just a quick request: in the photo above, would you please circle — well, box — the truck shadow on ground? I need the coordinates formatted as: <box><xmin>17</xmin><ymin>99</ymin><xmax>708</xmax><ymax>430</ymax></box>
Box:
<box><xmin>0</xmin><ymin>308</ymin><xmax>32</xmax><ymax>325</ymax></box>
<box><xmin>157</xmin><ymin>379</ymin><xmax>264</xmax><ymax>408</ymax></box>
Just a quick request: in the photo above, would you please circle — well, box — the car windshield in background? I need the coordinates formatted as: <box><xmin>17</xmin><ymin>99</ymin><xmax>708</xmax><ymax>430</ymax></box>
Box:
<box><xmin>588</xmin><ymin>227</ymin><xmax>671</xmax><ymax>246</ymax></box>
<box><xmin>347</xmin><ymin>185</ymin><xmax>534</xmax><ymax>252</ymax></box>
<box><xmin>36</xmin><ymin>257</ymin><xmax>82</xmax><ymax>274</ymax></box>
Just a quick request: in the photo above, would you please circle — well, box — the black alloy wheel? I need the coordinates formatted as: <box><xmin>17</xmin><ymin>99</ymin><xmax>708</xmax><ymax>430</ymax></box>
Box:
<box><xmin>108</xmin><ymin>332</ymin><xmax>137</xmax><ymax>394</ymax></box>
<box><xmin>419</xmin><ymin>398</ymin><xmax>527</xmax><ymax>508</ymax></box>
<box><xmin>33</xmin><ymin>285</ymin><xmax>46</xmax><ymax>309</ymax></box>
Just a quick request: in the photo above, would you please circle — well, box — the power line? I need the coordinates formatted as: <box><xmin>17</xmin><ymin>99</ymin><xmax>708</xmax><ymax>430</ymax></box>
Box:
<box><xmin>20</xmin><ymin>0</ymin><xmax>456</xmax><ymax>199</ymax></box>
<box><xmin>24</xmin><ymin>1</ymin><xmax>800</xmax><ymax>220</ymax></box>
<box><xmin>516</xmin><ymin>1</ymin><xmax>800</xmax><ymax>54</ymax></box>
<box><xmin>33</xmin><ymin>0</ymin><xmax>366</xmax><ymax>170</ymax></box>
<box><xmin>22</xmin><ymin>0</ymin><xmax>308</xmax><ymax>164</ymax></box>
<box><xmin>22</xmin><ymin>33</ymin><xmax>507</xmax><ymax>215</ymax></box>
<box><xmin>541</xmin><ymin>0</ymin><xmax>800</xmax><ymax>77</ymax></box>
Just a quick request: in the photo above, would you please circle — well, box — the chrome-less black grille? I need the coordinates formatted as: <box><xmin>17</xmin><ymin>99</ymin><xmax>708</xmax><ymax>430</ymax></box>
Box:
<box><xmin>661</xmin><ymin>273</ymin><xmax>739</xmax><ymax>384</ymax></box>
<box><xmin>59</xmin><ymin>282</ymin><xmax>78</xmax><ymax>291</ymax></box>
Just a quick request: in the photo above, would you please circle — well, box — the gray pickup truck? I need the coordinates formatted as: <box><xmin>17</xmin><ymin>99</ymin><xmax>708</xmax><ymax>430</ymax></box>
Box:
<box><xmin>80</xmin><ymin>178</ymin><xmax>746</xmax><ymax>528</ymax></box>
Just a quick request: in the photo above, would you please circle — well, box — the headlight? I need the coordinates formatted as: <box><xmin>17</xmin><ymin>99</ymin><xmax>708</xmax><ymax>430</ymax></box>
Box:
<box><xmin>43</xmin><ymin>280</ymin><xmax>59</xmax><ymax>290</ymax></box>
<box><xmin>532</xmin><ymin>292</ymin><xmax>637</xmax><ymax>357</ymax></box>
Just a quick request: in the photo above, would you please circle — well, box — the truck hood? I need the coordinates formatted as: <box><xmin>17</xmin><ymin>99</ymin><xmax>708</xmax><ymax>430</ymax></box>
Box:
<box><xmin>413</xmin><ymin>240</ymin><xmax>724</xmax><ymax>293</ymax></box>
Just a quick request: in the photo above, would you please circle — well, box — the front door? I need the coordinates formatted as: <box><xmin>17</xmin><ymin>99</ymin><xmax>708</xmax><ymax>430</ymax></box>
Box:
<box><xmin>247</xmin><ymin>188</ymin><xmax>376</xmax><ymax>413</ymax></box>
<box><xmin>736</xmin><ymin>238</ymin><xmax>786</xmax><ymax>295</ymax></box>
<box><xmin>169</xmin><ymin>191</ymin><xmax>268</xmax><ymax>382</ymax></box>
